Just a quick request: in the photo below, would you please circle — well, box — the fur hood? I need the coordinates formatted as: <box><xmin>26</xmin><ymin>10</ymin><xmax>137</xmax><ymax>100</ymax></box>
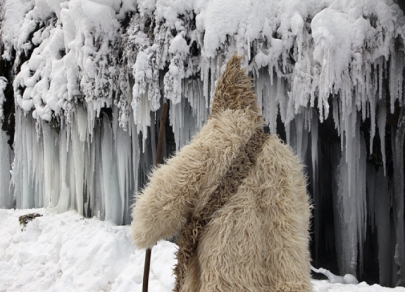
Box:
<box><xmin>210</xmin><ymin>54</ymin><xmax>260</xmax><ymax>117</ymax></box>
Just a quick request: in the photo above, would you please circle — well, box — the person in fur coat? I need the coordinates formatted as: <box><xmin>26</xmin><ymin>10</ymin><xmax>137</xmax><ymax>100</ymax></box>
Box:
<box><xmin>131</xmin><ymin>54</ymin><xmax>312</xmax><ymax>292</ymax></box>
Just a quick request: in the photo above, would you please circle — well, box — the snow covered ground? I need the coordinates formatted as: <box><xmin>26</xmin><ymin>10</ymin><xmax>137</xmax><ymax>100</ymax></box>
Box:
<box><xmin>0</xmin><ymin>208</ymin><xmax>404</xmax><ymax>292</ymax></box>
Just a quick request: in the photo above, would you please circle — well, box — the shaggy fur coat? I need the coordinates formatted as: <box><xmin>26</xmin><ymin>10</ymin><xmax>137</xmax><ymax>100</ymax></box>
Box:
<box><xmin>131</xmin><ymin>55</ymin><xmax>312</xmax><ymax>292</ymax></box>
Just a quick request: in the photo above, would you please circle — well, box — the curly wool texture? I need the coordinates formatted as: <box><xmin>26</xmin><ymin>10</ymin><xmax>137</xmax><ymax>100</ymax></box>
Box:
<box><xmin>173</xmin><ymin>128</ymin><xmax>269</xmax><ymax>292</ymax></box>
<box><xmin>131</xmin><ymin>55</ymin><xmax>312</xmax><ymax>291</ymax></box>
<box><xmin>210</xmin><ymin>55</ymin><xmax>260</xmax><ymax>116</ymax></box>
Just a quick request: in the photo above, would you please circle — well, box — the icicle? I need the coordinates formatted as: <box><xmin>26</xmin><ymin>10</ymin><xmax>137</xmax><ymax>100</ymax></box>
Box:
<box><xmin>12</xmin><ymin>110</ymin><xmax>44</xmax><ymax>209</ymax></box>
<box><xmin>115</xmin><ymin>123</ymin><xmax>133</xmax><ymax>224</ymax></box>
<box><xmin>255</xmin><ymin>75</ymin><xmax>263</xmax><ymax>116</ymax></box>
<box><xmin>378</xmin><ymin>58</ymin><xmax>384</xmax><ymax>103</ymax></box>
<box><xmin>335</xmin><ymin>117</ymin><xmax>367</xmax><ymax>276</ymax></box>
<box><xmin>131</xmin><ymin>121</ymin><xmax>140</xmax><ymax>199</ymax></box>
<box><xmin>393</xmin><ymin>107</ymin><xmax>405</xmax><ymax>285</ymax></box>
<box><xmin>201</xmin><ymin>58</ymin><xmax>210</xmax><ymax>109</ymax></box>
<box><xmin>182</xmin><ymin>79</ymin><xmax>207</xmax><ymax>131</ymax></box>
<box><xmin>71</xmin><ymin>119</ymin><xmax>85</xmax><ymax>216</ymax></box>
<box><xmin>332</xmin><ymin>97</ymin><xmax>340</xmax><ymax>136</ymax></box>
<box><xmin>294</xmin><ymin>114</ymin><xmax>308</xmax><ymax>160</ymax></box>
<box><xmin>311</xmin><ymin>114</ymin><xmax>318</xmax><ymax>188</ymax></box>
<box><xmin>378</xmin><ymin>100</ymin><xmax>387</xmax><ymax>176</ymax></box>
<box><xmin>389</xmin><ymin>50</ymin><xmax>404</xmax><ymax>113</ymax></box>
<box><xmin>258</xmin><ymin>70</ymin><xmax>278</xmax><ymax>135</ymax></box>
<box><xmin>149</xmin><ymin>112</ymin><xmax>157</xmax><ymax>167</ymax></box>
<box><xmin>84</xmin><ymin>125</ymin><xmax>97</xmax><ymax>218</ymax></box>
<box><xmin>101</xmin><ymin>118</ymin><xmax>121</xmax><ymax>224</ymax></box>
<box><xmin>55</xmin><ymin>121</ymin><xmax>70</xmax><ymax>213</ymax></box>
<box><xmin>76</xmin><ymin>107</ymin><xmax>88</xmax><ymax>143</ymax></box>
<box><xmin>277</xmin><ymin>77</ymin><xmax>287</xmax><ymax>125</ymax></box>
<box><xmin>133</xmin><ymin>91</ymin><xmax>152</xmax><ymax>152</ymax></box>
<box><xmin>168</xmin><ymin>94</ymin><xmax>200</xmax><ymax>152</ymax></box>
<box><xmin>335</xmin><ymin>152</ymin><xmax>356</xmax><ymax>276</ymax></box>
<box><xmin>369</xmin><ymin>97</ymin><xmax>377</xmax><ymax>155</ymax></box>
<box><xmin>170</xmin><ymin>100</ymin><xmax>181</xmax><ymax>152</ymax></box>
<box><xmin>0</xmin><ymin>130</ymin><xmax>12</xmax><ymax>208</ymax></box>
<box><xmin>42</xmin><ymin>122</ymin><xmax>60</xmax><ymax>208</ymax></box>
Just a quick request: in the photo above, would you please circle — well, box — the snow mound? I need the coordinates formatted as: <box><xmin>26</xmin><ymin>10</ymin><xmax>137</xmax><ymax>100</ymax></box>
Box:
<box><xmin>0</xmin><ymin>209</ymin><xmax>176</xmax><ymax>292</ymax></box>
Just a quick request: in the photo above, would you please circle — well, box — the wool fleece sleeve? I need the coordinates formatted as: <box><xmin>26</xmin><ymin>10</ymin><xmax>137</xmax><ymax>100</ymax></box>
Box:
<box><xmin>131</xmin><ymin>135</ymin><xmax>210</xmax><ymax>249</ymax></box>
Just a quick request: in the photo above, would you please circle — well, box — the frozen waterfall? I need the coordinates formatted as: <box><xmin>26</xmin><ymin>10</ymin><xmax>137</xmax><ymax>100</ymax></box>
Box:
<box><xmin>0</xmin><ymin>0</ymin><xmax>404</xmax><ymax>287</ymax></box>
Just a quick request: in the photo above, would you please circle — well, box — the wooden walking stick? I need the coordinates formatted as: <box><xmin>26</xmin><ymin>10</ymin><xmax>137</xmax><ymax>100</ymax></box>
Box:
<box><xmin>142</xmin><ymin>101</ymin><xmax>169</xmax><ymax>292</ymax></box>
